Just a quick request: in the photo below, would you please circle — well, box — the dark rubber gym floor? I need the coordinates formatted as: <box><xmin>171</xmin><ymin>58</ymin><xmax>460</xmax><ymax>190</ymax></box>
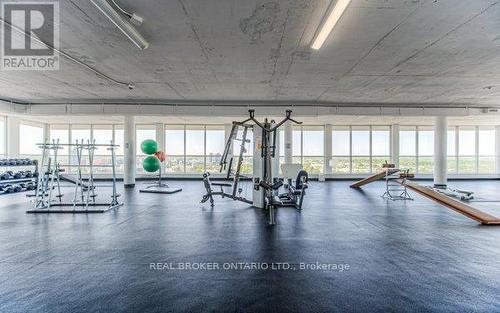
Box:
<box><xmin>1</xmin><ymin>180</ymin><xmax>500</xmax><ymax>313</ymax></box>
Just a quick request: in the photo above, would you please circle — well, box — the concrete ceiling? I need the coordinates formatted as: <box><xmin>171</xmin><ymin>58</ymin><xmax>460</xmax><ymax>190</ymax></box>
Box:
<box><xmin>1</xmin><ymin>0</ymin><xmax>500</xmax><ymax>107</ymax></box>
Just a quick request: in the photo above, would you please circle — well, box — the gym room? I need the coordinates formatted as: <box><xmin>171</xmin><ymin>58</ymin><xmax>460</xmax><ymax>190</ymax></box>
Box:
<box><xmin>0</xmin><ymin>0</ymin><xmax>499</xmax><ymax>312</ymax></box>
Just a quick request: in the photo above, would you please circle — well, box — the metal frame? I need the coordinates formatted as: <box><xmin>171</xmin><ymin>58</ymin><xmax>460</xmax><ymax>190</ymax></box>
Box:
<box><xmin>27</xmin><ymin>140</ymin><xmax>123</xmax><ymax>213</ymax></box>
<box><xmin>382</xmin><ymin>169</ymin><xmax>413</xmax><ymax>201</ymax></box>
<box><xmin>201</xmin><ymin>122</ymin><xmax>253</xmax><ymax>205</ymax></box>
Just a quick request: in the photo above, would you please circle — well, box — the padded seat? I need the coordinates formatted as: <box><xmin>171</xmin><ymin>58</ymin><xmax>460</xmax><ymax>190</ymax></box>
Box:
<box><xmin>212</xmin><ymin>182</ymin><xmax>232</xmax><ymax>187</ymax></box>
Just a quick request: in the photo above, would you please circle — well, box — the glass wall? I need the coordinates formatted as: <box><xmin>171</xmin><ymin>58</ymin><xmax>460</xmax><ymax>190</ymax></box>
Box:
<box><xmin>206</xmin><ymin>126</ymin><xmax>225</xmax><ymax>172</ymax></box>
<box><xmin>93</xmin><ymin>125</ymin><xmax>113</xmax><ymax>174</ymax></box>
<box><xmin>447</xmin><ymin>128</ymin><xmax>457</xmax><ymax>174</ymax></box>
<box><xmin>292</xmin><ymin>126</ymin><xmax>324</xmax><ymax>174</ymax></box>
<box><xmin>478</xmin><ymin>127</ymin><xmax>496</xmax><ymax>173</ymax></box>
<box><xmin>331</xmin><ymin>126</ymin><xmax>350</xmax><ymax>173</ymax></box>
<box><xmin>49</xmin><ymin>124</ymin><xmax>69</xmax><ymax>166</ymax></box>
<box><xmin>0</xmin><ymin>116</ymin><xmax>5</xmax><ymax>159</ymax></box>
<box><xmin>458</xmin><ymin>127</ymin><xmax>476</xmax><ymax>174</ymax></box>
<box><xmin>399</xmin><ymin>126</ymin><xmax>417</xmax><ymax>173</ymax></box>
<box><xmin>48</xmin><ymin>124</ymin><xmax>123</xmax><ymax>174</ymax></box>
<box><xmin>19</xmin><ymin>122</ymin><xmax>45</xmax><ymax>162</ymax></box>
<box><xmin>166</xmin><ymin>125</ymin><xmax>226</xmax><ymax>174</ymax></box>
<box><xmin>332</xmin><ymin>126</ymin><xmax>391</xmax><ymax>174</ymax></box>
<box><xmin>417</xmin><ymin>127</ymin><xmax>434</xmax><ymax>174</ymax></box>
<box><xmin>371</xmin><ymin>126</ymin><xmax>391</xmax><ymax>171</ymax></box>
<box><xmin>136</xmin><ymin>125</ymin><xmax>156</xmax><ymax>174</ymax></box>
<box><xmin>114</xmin><ymin>126</ymin><xmax>124</xmax><ymax>174</ymax></box>
<box><xmin>351</xmin><ymin>126</ymin><xmax>370</xmax><ymax>173</ymax></box>
<box><xmin>41</xmin><ymin>121</ymin><xmax>498</xmax><ymax>177</ymax></box>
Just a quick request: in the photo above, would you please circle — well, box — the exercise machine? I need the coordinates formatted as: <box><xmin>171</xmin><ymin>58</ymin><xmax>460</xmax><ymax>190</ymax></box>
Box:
<box><xmin>201</xmin><ymin>110</ymin><xmax>307</xmax><ymax>225</ymax></box>
<box><xmin>201</xmin><ymin>122</ymin><xmax>253</xmax><ymax>205</ymax></box>
<box><xmin>278</xmin><ymin>163</ymin><xmax>308</xmax><ymax>209</ymax></box>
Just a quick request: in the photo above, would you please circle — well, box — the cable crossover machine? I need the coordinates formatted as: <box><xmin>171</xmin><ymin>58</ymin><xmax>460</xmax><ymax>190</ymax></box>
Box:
<box><xmin>27</xmin><ymin>139</ymin><xmax>123</xmax><ymax>213</ymax></box>
<box><xmin>201</xmin><ymin>110</ymin><xmax>309</xmax><ymax>225</ymax></box>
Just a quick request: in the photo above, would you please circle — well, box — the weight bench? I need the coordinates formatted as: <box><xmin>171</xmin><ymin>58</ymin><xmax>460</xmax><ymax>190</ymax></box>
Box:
<box><xmin>278</xmin><ymin>163</ymin><xmax>308</xmax><ymax>210</ymax></box>
<box><xmin>200</xmin><ymin>172</ymin><xmax>252</xmax><ymax>206</ymax></box>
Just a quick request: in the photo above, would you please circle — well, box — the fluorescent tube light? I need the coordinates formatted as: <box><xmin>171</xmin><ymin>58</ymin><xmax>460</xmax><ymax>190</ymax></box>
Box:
<box><xmin>311</xmin><ymin>0</ymin><xmax>352</xmax><ymax>50</ymax></box>
<box><xmin>90</xmin><ymin>0</ymin><xmax>149</xmax><ymax>50</ymax></box>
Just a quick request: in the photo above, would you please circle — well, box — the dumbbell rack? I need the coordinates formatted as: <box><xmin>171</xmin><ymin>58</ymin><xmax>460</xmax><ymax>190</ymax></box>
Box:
<box><xmin>0</xmin><ymin>160</ymin><xmax>38</xmax><ymax>195</ymax></box>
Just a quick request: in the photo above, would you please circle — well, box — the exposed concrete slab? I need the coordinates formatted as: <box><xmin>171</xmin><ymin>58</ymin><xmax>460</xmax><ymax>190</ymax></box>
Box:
<box><xmin>0</xmin><ymin>0</ymin><xmax>499</xmax><ymax>107</ymax></box>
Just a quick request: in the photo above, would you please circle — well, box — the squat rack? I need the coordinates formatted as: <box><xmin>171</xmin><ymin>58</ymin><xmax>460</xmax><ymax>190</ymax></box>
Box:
<box><xmin>27</xmin><ymin>140</ymin><xmax>123</xmax><ymax>213</ymax></box>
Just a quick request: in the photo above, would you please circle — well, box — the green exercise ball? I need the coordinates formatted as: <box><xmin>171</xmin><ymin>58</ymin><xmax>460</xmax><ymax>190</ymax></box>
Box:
<box><xmin>143</xmin><ymin>156</ymin><xmax>160</xmax><ymax>172</ymax></box>
<box><xmin>141</xmin><ymin>139</ymin><xmax>158</xmax><ymax>155</ymax></box>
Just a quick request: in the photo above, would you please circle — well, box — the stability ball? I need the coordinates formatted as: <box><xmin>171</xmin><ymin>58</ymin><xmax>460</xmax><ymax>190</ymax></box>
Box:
<box><xmin>141</xmin><ymin>139</ymin><xmax>158</xmax><ymax>155</ymax></box>
<box><xmin>143</xmin><ymin>156</ymin><xmax>161</xmax><ymax>172</ymax></box>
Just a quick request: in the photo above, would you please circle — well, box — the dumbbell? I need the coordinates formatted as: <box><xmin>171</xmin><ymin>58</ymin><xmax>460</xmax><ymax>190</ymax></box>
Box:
<box><xmin>8</xmin><ymin>159</ymin><xmax>17</xmax><ymax>165</ymax></box>
<box><xmin>12</xmin><ymin>184</ymin><xmax>22</xmax><ymax>192</ymax></box>
<box><xmin>0</xmin><ymin>172</ymin><xmax>10</xmax><ymax>180</ymax></box>
<box><xmin>3</xmin><ymin>185</ymin><xmax>14</xmax><ymax>193</ymax></box>
<box><xmin>26</xmin><ymin>182</ymin><xmax>36</xmax><ymax>190</ymax></box>
<box><xmin>24</xmin><ymin>171</ymin><xmax>33</xmax><ymax>178</ymax></box>
<box><xmin>0</xmin><ymin>159</ymin><xmax>7</xmax><ymax>166</ymax></box>
<box><xmin>13</xmin><ymin>172</ymin><xmax>23</xmax><ymax>179</ymax></box>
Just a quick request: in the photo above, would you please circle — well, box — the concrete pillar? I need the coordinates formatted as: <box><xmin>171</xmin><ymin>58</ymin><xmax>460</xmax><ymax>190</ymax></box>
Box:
<box><xmin>155</xmin><ymin>123</ymin><xmax>165</xmax><ymax>152</ymax></box>
<box><xmin>124</xmin><ymin>116</ymin><xmax>136</xmax><ymax>187</ymax></box>
<box><xmin>434</xmin><ymin>116</ymin><xmax>447</xmax><ymax>187</ymax></box>
<box><xmin>496</xmin><ymin>126</ymin><xmax>500</xmax><ymax>175</ymax></box>
<box><xmin>7</xmin><ymin>116</ymin><xmax>20</xmax><ymax>158</ymax></box>
<box><xmin>391</xmin><ymin>124</ymin><xmax>400</xmax><ymax>169</ymax></box>
<box><xmin>284</xmin><ymin>121</ymin><xmax>293</xmax><ymax>164</ymax></box>
<box><xmin>324</xmin><ymin>124</ymin><xmax>332</xmax><ymax>174</ymax></box>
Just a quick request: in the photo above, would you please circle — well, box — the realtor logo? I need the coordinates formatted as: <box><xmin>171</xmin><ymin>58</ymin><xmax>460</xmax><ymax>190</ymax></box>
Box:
<box><xmin>1</xmin><ymin>1</ymin><xmax>59</xmax><ymax>70</ymax></box>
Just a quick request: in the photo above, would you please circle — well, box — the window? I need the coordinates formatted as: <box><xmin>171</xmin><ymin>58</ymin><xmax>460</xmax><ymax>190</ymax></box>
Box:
<box><xmin>399</xmin><ymin>126</ymin><xmax>417</xmax><ymax>173</ymax></box>
<box><xmin>71</xmin><ymin>125</ymin><xmax>91</xmax><ymax>143</ymax></box>
<box><xmin>165</xmin><ymin>125</ymin><xmax>227</xmax><ymax>174</ymax></box>
<box><xmin>136</xmin><ymin>125</ymin><xmax>156</xmax><ymax>174</ymax></box>
<box><xmin>417</xmin><ymin>127</ymin><xmax>434</xmax><ymax>174</ymax></box>
<box><xmin>292</xmin><ymin>126</ymin><xmax>302</xmax><ymax>166</ymax></box>
<box><xmin>69</xmin><ymin>125</ymin><xmax>90</xmax><ymax>173</ymax></box>
<box><xmin>93</xmin><ymin>125</ymin><xmax>113</xmax><ymax>174</ymax></box>
<box><xmin>458</xmin><ymin>127</ymin><xmax>476</xmax><ymax>174</ymax></box>
<box><xmin>50</xmin><ymin>125</ymin><xmax>69</xmax><ymax>165</ymax></box>
<box><xmin>0</xmin><ymin>116</ymin><xmax>5</xmax><ymax>158</ymax></box>
<box><xmin>331</xmin><ymin>126</ymin><xmax>350</xmax><ymax>173</ymax></box>
<box><xmin>351</xmin><ymin>126</ymin><xmax>370</xmax><ymax>174</ymax></box>
<box><xmin>478</xmin><ymin>127</ymin><xmax>495</xmax><ymax>174</ymax></box>
<box><xmin>114</xmin><ymin>125</ymin><xmax>124</xmax><ymax>174</ymax></box>
<box><xmin>302</xmin><ymin>126</ymin><xmax>324</xmax><ymax>174</ymax></box>
<box><xmin>205</xmin><ymin>126</ymin><xmax>225</xmax><ymax>172</ymax></box>
<box><xmin>447</xmin><ymin>128</ymin><xmax>457</xmax><ymax>174</ymax></box>
<box><xmin>185</xmin><ymin>126</ymin><xmax>204</xmax><ymax>173</ymax></box>
<box><xmin>19</xmin><ymin>122</ymin><xmax>44</xmax><ymax>162</ymax></box>
<box><xmin>371</xmin><ymin>126</ymin><xmax>391</xmax><ymax>172</ymax></box>
<box><xmin>165</xmin><ymin>125</ymin><xmax>184</xmax><ymax>173</ymax></box>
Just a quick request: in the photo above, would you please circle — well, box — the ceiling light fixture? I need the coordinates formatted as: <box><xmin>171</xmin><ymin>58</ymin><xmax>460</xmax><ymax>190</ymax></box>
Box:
<box><xmin>89</xmin><ymin>0</ymin><xmax>149</xmax><ymax>50</ymax></box>
<box><xmin>311</xmin><ymin>0</ymin><xmax>352</xmax><ymax>50</ymax></box>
